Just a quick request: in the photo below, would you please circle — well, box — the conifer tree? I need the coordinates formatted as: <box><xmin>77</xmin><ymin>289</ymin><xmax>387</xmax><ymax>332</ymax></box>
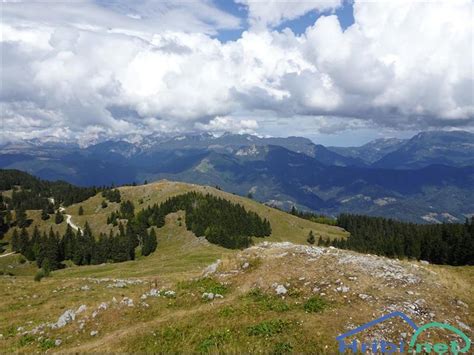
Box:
<box><xmin>16</xmin><ymin>208</ymin><xmax>28</xmax><ymax>228</ymax></box>
<box><xmin>55</xmin><ymin>210</ymin><xmax>64</xmax><ymax>224</ymax></box>
<box><xmin>11</xmin><ymin>228</ymin><xmax>19</xmax><ymax>252</ymax></box>
<box><xmin>41</xmin><ymin>208</ymin><xmax>50</xmax><ymax>221</ymax></box>
<box><xmin>307</xmin><ymin>230</ymin><xmax>315</xmax><ymax>245</ymax></box>
<box><xmin>78</xmin><ymin>206</ymin><xmax>84</xmax><ymax>216</ymax></box>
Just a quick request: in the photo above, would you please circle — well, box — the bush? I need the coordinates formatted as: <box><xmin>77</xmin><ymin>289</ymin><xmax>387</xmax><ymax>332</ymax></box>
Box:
<box><xmin>246</xmin><ymin>289</ymin><xmax>290</xmax><ymax>312</ymax></box>
<box><xmin>34</xmin><ymin>269</ymin><xmax>46</xmax><ymax>282</ymax></box>
<box><xmin>303</xmin><ymin>296</ymin><xmax>327</xmax><ymax>313</ymax></box>
<box><xmin>274</xmin><ymin>342</ymin><xmax>293</xmax><ymax>354</ymax></box>
<box><xmin>247</xmin><ymin>319</ymin><xmax>289</xmax><ymax>337</ymax></box>
<box><xmin>179</xmin><ymin>277</ymin><xmax>228</xmax><ymax>295</ymax></box>
<box><xmin>34</xmin><ymin>267</ymin><xmax>50</xmax><ymax>282</ymax></box>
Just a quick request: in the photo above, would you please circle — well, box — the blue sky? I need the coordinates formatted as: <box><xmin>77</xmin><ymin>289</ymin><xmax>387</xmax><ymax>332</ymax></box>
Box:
<box><xmin>214</xmin><ymin>0</ymin><xmax>355</xmax><ymax>42</ymax></box>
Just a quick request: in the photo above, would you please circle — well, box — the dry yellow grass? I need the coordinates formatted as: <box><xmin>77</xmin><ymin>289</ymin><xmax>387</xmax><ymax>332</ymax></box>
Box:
<box><xmin>0</xmin><ymin>181</ymin><xmax>471</xmax><ymax>353</ymax></box>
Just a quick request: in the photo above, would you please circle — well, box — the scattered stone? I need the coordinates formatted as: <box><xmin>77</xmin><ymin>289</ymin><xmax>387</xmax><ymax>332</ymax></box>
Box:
<box><xmin>98</xmin><ymin>302</ymin><xmax>108</xmax><ymax>310</ymax></box>
<box><xmin>92</xmin><ymin>311</ymin><xmax>98</xmax><ymax>318</ymax></box>
<box><xmin>215</xmin><ymin>294</ymin><xmax>224</xmax><ymax>299</ymax></box>
<box><xmin>51</xmin><ymin>310</ymin><xmax>75</xmax><ymax>329</ymax></box>
<box><xmin>406</xmin><ymin>291</ymin><xmax>414</xmax><ymax>295</ymax></box>
<box><xmin>456</xmin><ymin>300</ymin><xmax>468</xmax><ymax>308</ymax></box>
<box><xmin>358</xmin><ymin>294</ymin><xmax>370</xmax><ymax>300</ymax></box>
<box><xmin>202</xmin><ymin>292</ymin><xmax>214</xmax><ymax>300</ymax></box>
<box><xmin>55</xmin><ymin>339</ymin><xmax>62</xmax><ymax>346</ymax></box>
<box><xmin>203</xmin><ymin>259</ymin><xmax>221</xmax><ymax>276</ymax></box>
<box><xmin>275</xmin><ymin>284</ymin><xmax>288</xmax><ymax>295</ymax></box>
<box><xmin>107</xmin><ymin>281</ymin><xmax>127</xmax><ymax>288</ymax></box>
<box><xmin>80</xmin><ymin>285</ymin><xmax>90</xmax><ymax>291</ymax></box>
<box><xmin>242</xmin><ymin>262</ymin><xmax>250</xmax><ymax>269</ymax></box>
<box><xmin>120</xmin><ymin>297</ymin><xmax>134</xmax><ymax>307</ymax></box>
<box><xmin>336</xmin><ymin>286</ymin><xmax>350</xmax><ymax>293</ymax></box>
<box><xmin>312</xmin><ymin>287</ymin><xmax>320</xmax><ymax>293</ymax></box>
<box><xmin>420</xmin><ymin>260</ymin><xmax>429</xmax><ymax>265</ymax></box>
<box><xmin>76</xmin><ymin>305</ymin><xmax>87</xmax><ymax>314</ymax></box>
<box><xmin>90</xmin><ymin>330</ymin><xmax>98</xmax><ymax>337</ymax></box>
<box><xmin>457</xmin><ymin>321</ymin><xmax>471</xmax><ymax>331</ymax></box>
<box><xmin>163</xmin><ymin>290</ymin><xmax>176</xmax><ymax>298</ymax></box>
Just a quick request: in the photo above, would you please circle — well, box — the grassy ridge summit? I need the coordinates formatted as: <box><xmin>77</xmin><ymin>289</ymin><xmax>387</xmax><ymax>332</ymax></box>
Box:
<box><xmin>0</xmin><ymin>180</ymin><xmax>472</xmax><ymax>353</ymax></box>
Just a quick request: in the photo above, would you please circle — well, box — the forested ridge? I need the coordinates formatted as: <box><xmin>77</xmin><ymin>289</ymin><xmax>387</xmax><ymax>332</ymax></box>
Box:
<box><xmin>0</xmin><ymin>169</ymin><xmax>101</xmax><ymax>209</ymax></box>
<box><xmin>108</xmin><ymin>192</ymin><xmax>272</xmax><ymax>249</ymax></box>
<box><xmin>327</xmin><ymin>214</ymin><xmax>474</xmax><ymax>265</ymax></box>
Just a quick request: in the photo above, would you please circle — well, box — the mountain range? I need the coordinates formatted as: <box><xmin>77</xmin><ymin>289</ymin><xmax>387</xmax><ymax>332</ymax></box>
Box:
<box><xmin>1</xmin><ymin>130</ymin><xmax>473</xmax><ymax>223</ymax></box>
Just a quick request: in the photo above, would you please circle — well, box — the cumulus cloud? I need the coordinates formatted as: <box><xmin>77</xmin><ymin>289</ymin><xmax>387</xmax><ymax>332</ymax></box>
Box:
<box><xmin>236</xmin><ymin>0</ymin><xmax>342</xmax><ymax>29</ymax></box>
<box><xmin>195</xmin><ymin>116</ymin><xmax>259</xmax><ymax>134</ymax></box>
<box><xmin>0</xmin><ymin>0</ymin><xmax>472</xmax><ymax>144</ymax></box>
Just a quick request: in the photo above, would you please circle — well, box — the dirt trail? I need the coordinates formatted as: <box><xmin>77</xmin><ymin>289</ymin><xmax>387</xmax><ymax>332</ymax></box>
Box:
<box><xmin>65</xmin><ymin>296</ymin><xmax>236</xmax><ymax>353</ymax></box>
<box><xmin>65</xmin><ymin>214</ymin><xmax>83</xmax><ymax>235</ymax></box>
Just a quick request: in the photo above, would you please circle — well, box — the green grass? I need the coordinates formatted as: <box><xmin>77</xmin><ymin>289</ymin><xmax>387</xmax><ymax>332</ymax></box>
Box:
<box><xmin>247</xmin><ymin>319</ymin><xmax>290</xmax><ymax>337</ymax></box>
<box><xmin>178</xmin><ymin>277</ymin><xmax>229</xmax><ymax>295</ymax></box>
<box><xmin>0</xmin><ymin>181</ymin><xmax>471</xmax><ymax>354</ymax></box>
<box><xmin>303</xmin><ymin>296</ymin><xmax>328</xmax><ymax>313</ymax></box>
<box><xmin>245</xmin><ymin>288</ymin><xmax>291</xmax><ymax>312</ymax></box>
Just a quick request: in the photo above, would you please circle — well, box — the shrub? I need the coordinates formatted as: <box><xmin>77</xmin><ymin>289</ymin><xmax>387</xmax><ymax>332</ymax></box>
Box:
<box><xmin>179</xmin><ymin>278</ymin><xmax>228</xmax><ymax>295</ymax></box>
<box><xmin>303</xmin><ymin>296</ymin><xmax>327</xmax><ymax>313</ymax></box>
<box><xmin>247</xmin><ymin>319</ymin><xmax>289</xmax><ymax>337</ymax></box>
<box><xmin>246</xmin><ymin>289</ymin><xmax>290</xmax><ymax>312</ymax></box>
<box><xmin>196</xmin><ymin>330</ymin><xmax>231</xmax><ymax>353</ymax></box>
<box><xmin>34</xmin><ymin>267</ymin><xmax>50</xmax><ymax>282</ymax></box>
<box><xmin>274</xmin><ymin>341</ymin><xmax>293</xmax><ymax>354</ymax></box>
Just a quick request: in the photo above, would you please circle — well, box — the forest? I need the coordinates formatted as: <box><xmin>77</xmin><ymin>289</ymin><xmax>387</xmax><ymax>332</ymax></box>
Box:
<box><xmin>9</xmin><ymin>222</ymin><xmax>157</xmax><ymax>272</ymax></box>
<box><xmin>108</xmin><ymin>192</ymin><xmax>272</xmax><ymax>249</ymax></box>
<box><xmin>325</xmin><ymin>214</ymin><xmax>474</xmax><ymax>265</ymax></box>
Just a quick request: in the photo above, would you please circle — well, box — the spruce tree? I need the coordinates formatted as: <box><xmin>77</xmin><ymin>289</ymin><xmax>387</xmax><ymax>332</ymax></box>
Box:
<box><xmin>307</xmin><ymin>230</ymin><xmax>315</xmax><ymax>245</ymax></box>
<box><xmin>41</xmin><ymin>208</ymin><xmax>50</xmax><ymax>221</ymax></box>
<box><xmin>78</xmin><ymin>206</ymin><xmax>84</xmax><ymax>216</ymax></box>
<box><xmin>55</xmin><ymin>210</ymin><xmax>64</xmax><ymax>224</ymax></box>
<box><xmin>16</xmin><ymin>208</ymin><xmax>28</xmax><ymax>228</ymax></box>
<box><xmin>11</xmin><ymin>228</ymin><xmax>20</xmax><ymax>252</ymax></box>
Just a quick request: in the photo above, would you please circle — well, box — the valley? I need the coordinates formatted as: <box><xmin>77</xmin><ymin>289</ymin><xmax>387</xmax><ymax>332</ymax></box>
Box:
<box><xmin>1</xmin><ymin>131</ymin><xmax>473</xmax><ymax>223</ymax></box>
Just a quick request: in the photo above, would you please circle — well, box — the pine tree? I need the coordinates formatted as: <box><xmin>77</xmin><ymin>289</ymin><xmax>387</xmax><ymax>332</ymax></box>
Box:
<box><xmin>55</xmin><ymin>210</ymin><xmax>64</xmax><ymax>224</ymax></box>
<box><xmin>41</xmin><ymin>208</ymin><xmax>50</xmax><ymax>221</ymax></box>
<box><xmin>11</xmin><ymin>228</ymin><xmax>20</xmax><ymax>252</ymax></box>
<box><xmin>307</xmin><ymin>230</ymin><xmax>315</xmax><ymax>245</ymax></box>
<box><xmin>142</xmin><ymin>228</ymin><xmax>158</xmax><ymax>256</ymax></box>
<box><xmin>16</xmin><ymin>208</ymin><xmax>28</xmax><ymax>228</ymax></box>
<box><xmin>78</xmin><ymin>206</ymin><xmax>84</xmax><ymax>216</ymax></box>
<box><xmin>62</xmin><ymin>224</ymin><xmax>76</xmax><ymax>260</ymax></box>
<box><xmin>19</xmin><ymin>227</ymin><xmax>30</xmax><ymax>255</ymax></box>
<box><xmin>30</xmin><ymin>226</ymin><xmax>41</xmax><ymax>261</ymax></box>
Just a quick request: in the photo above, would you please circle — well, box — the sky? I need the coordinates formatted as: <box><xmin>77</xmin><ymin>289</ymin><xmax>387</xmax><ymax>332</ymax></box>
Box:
<box><xmin>1</xmin><ymin>0</ymin><xmax>473</xmax><ymax>147</ymax></box>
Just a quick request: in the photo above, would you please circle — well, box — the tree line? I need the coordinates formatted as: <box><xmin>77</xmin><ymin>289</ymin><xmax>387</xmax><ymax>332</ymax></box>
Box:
<box><xmin>108</xmin><ymin>192</ymin><xmax>272</xmax><ymax>249</ymax></box>
<box><xmin>10</xmin><ymin>221</ymin><xmax>158</xmax><ymax>271</ymax></box>
<box><xmin>328</xmin><ymin>214</ymin><xmax>474</xmax><ymax>265</ymax></box>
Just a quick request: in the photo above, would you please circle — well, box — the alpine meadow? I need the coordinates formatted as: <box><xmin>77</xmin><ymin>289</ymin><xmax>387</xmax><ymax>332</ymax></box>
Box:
<box><xmin>0</xmin><ymin>0</ymin><xmax>473</xmax><ymax>354</ymax></box>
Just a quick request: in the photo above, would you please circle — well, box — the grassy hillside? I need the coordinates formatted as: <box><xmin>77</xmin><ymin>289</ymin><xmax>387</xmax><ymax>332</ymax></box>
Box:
<box><xmin>0</xmin><ymin>181</ymin><xmax>471</xmax><ymax>353</ymax></box>
<box><xmin>3</xmin><ymin>180</ymin><xmax>347</xmax><ymax>246</ymax></box>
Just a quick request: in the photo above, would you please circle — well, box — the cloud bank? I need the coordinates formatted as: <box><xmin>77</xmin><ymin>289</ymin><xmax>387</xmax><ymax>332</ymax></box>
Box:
<box><xmin>1</xmin><ymin>0</ymin><xmax>472</xmax><ymax>143</ymax></box>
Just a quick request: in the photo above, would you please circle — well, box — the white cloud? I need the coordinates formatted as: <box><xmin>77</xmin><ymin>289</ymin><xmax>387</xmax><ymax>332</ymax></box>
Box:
<box><xmin>0</xmin><ymin>0</ymin><xmax>473</xmax><ymax>144</ymax></box>
<box><xmin>195</xmin><ymin>116</ymin><xmax>259</xmax><ymax>134</ymax></box>
<box><xmin>236</xmin><ymin>0</ymin><xmax>342</xmax><ymax>29</ymax></box>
